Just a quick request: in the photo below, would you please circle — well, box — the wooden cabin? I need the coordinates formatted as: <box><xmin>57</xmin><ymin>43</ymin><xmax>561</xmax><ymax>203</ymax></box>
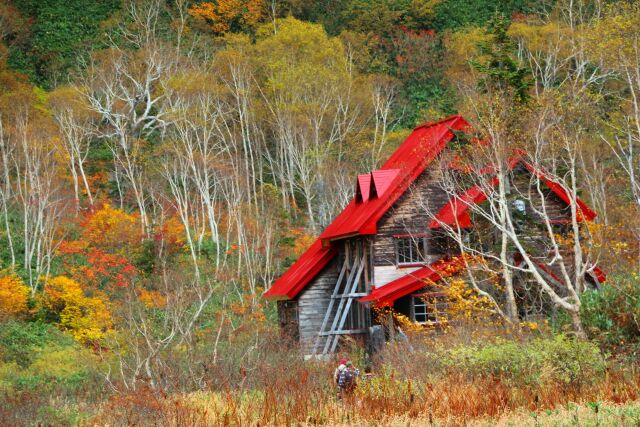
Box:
<box><xmin>264</xmin><ymin>115</ymin><xmax>604</xmax><ymax>356</ymax></box>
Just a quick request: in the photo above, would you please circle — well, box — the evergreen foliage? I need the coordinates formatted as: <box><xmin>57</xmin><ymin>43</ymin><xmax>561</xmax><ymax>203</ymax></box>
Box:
<box><xmin>470</xmin><ymin>12</ymin><xmax>533</xmax><ymax>103</ymax></box>
<box><xmin>8</xmin><ymin>0</ymin><xmax>120</xmax><ymax>87</ymax></box>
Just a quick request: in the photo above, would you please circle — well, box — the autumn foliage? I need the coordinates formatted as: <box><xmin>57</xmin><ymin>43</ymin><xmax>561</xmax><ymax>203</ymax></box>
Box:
<box><xmin>81</xmin><ymin>203</ymin><xmax>141</xmax><ymax>254</ymax></box>
<box><xmin>189</xmin><ymin>0</ymin><xmax>264</xmax><ymax>34</ymax></box>
<box><xmin>40</xmin><ymin>276</ymin><xmax>112</xmax><ymax>344</ymax></box>
<box><xmin>0</xmin><ymin>272</ymin><xmax>29</xmax><ymax>317</ymax></box>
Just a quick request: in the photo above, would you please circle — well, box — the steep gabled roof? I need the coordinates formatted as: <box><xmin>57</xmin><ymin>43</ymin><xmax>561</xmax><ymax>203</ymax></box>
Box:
<box><xmin>264</xmin><ymin>115</ymin><xmax>471</xmax><ymax>300</ymax></box>
<box><xmin>319</xmin><ymin>115</ymin><xmax>471</xmax><ymax>241</ymax></box>
<box><xmin>355</xmin><ymin>174</ymin><xmax>372</xmax><ymax>203</ymax></box>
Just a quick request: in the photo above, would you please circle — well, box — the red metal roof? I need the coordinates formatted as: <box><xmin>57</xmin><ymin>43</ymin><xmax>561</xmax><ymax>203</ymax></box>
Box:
<box><xmin>264</xmin><ymin>115</ymin><xmax>471</xmax><ymax>299</ymax></box>
<box><xmin>263</xmin><ymin>240</ymin><xmax>338</xmax><ymax>300</ymax></box>
<box><xmin>356</xmin><ymin>174</ymin><xmax>372</xmax><ymax>203</ymax></box>
<box><xmin>515</xmin><ymin>256</ymin><xmax>606</xmax><ymax>286</ymax></box>
<box><xmin>319</xmin><ymin>115</ymin><xmax>471</xmax><ymax>241</ymax></box>
<box><xmin>371</xmin><ymin>169</ymin><xmax>400</xmax><ymax>197</ymax></box>
<box><xmin>522</xmin><ymin>162</ymin><xmax>596</xmax><ymax>221</ymax></box>
<box><xmin>429</xmin><ymin>159</ymin><xmax>597</xmax><ymax>229</ymax></box>
<box><xmin>428</xmin><ymin>178</ymin><xmax>496</xmax><ymax>229</ymax></box>
<box><xmin>359</xmin><ymin>256</ymin><xmax>467</xmax><ymax>306</ymax></box>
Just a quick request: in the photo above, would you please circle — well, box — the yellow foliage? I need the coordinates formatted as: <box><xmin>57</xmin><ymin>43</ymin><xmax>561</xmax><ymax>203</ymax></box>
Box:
<box><xmin>444</xmin><ymin>278</ymin><xmax>495</xmax><ymax>322</ymax></box>
<box><xmin>409</xmin><ymin>0</ymin><xmax>442</xmax><ymax>23</ymax></box>
<box><xmin>254</xmin><ymin>17</ymin><xmax>349</xmax><ymax>101</ymax></box>
<box><xmin>0</xmin><ymin>272</ymin><xmax>29</xmax><ymax>317</ymax></box>
<box><xmin>291</xmin><ymin>229</ymin><xmax>314</xmax><ymax>257</ymax></box>
<box><xmin>41</xmin><ymin>276</ymin><xmax>112</xmax><ymax>344</ymax></box>
<box><xmin>443</xmin><ymin>26</ymin><xmax>489</xmax><ymax>82</ymax></box>
<box><xmin>82</xmin><ymin>203</ymin><xmax>141</xmax><ymax>254</ymax></box>
<box><xmin>584</xmin><ymin>3</ymin><xmax>640</xmax><ymax>68</ymax></box>
<box><xmin>520</xmin><ymin>321</ymin><xmax>539</xmax><ymax>331</ymax></box>
<box><xmin>372</xmin><ymin>306</ymin><xmax>423</xmax><ymax>334</ymax></box>
<box><xmin>508</xmin><ymin>21</ymin><xmax>571</xmax><ymax>56</ymax></box>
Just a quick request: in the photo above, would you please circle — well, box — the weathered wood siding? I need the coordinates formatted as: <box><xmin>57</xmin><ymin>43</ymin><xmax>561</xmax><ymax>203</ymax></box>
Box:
<box><xmin>372</xmin><ymin>166</ymin><xmax>451</xmax><ymax>286</ymax></box>
<box><xmin>374</xmin><ymin>265</ymin><xmax>422</xmax><ymax>287</ymax></box>
<box><xmin>277</xmin><ymin>300</ymin><xmax>300</xmax><ymax>344</ymax></box>
<box><xmin>511</xmin><ymin>166</ymin><xmax>570</xmax><ymax>222</ymax></box>
<box><xmin>511</xmin><ymin>167</ymin><xmax>580</xmax><ymax>279</ymax></box>
<box><xmin>296</xmin><ymin>256</ymin><xmax>341</xmax><ymax>354</ymax></box>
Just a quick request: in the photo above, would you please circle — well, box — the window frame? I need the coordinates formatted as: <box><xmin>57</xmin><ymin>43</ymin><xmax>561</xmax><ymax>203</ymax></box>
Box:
<box><xmin>394</xmin><ymin>234</ymin><xmax>428</xmax><ymax>266</ymax></box>
<box><xmin>411</xmin><ymin>292</ymin><xmax>448</xmax><ymax>325</ymax></box>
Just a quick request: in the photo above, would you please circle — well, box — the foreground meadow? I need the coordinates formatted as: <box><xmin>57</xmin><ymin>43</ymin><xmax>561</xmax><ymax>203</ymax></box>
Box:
<box><xmin>6</xmin><ymin>324</ymin><xmax>636</xmax><ymax>426</ymax></box>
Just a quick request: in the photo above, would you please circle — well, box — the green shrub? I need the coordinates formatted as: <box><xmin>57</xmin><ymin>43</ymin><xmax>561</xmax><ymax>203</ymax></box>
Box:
<box><xmin>435</xmin><ymin>334</ymin><xmax>607</xmax><ymax>386</ymax></box>
<box><xmin>8</xmin><ymin>0</ymin><xmax>120</xmax><ymax>87</ymax></box>
<box><xmin>580</xmin><ymin>274</ymin><xmax>640</xmax><ymax>349</ymax></box>
<box><xmin>0</xmin><ymin>320</ymin><xmax>101</xmax><ymax>393</ymax></box>
<box><xmin>0</xmin><ymin>320</ymin><xmax>74</xmax><ymax>367</ymax></box>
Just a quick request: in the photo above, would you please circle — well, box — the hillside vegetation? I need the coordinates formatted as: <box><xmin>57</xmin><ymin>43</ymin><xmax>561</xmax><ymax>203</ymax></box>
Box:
<box><xmin>0</xmin><ymin>0</ymin><xmax>639</xmax><ymax>425</ymax></box>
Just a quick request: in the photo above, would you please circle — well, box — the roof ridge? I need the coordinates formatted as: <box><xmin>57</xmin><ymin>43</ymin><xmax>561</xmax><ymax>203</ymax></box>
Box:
<box><xmin>413</xmin><ymin>114</ymin><xmax>465</xmax><ymax>131</ymax></box>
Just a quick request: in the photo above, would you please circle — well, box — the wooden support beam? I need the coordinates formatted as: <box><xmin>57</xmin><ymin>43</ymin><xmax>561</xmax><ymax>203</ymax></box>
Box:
<box><xmin>322</xmin><ymin>253</ymin><xmax>362</xmax><ymax>354</ymax></box>
<box><xmin>328</xmin><ymin>252</ymin><xmax>366</xmax><ymax>354</ymax></box>
<box><xmin>311</xmin><ymin>255</ymin><xmax>349</xmax><ymax>355</ymax></box>
<box><xmin>318</xmin><ymin>329</ymin><xmax>368</xmax><ymax>336</ymax></box>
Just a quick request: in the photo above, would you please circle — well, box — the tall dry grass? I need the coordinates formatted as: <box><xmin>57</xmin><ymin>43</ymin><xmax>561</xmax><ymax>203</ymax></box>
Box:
<box><xmin>87</xmin><ymin>325</ymin><xmax>640</xmax><ymax>426</ymax></box>
<box><xmin>87</xmin><ymin>367</ymin><xmax>640</xmax><ymax>426</ymax></box>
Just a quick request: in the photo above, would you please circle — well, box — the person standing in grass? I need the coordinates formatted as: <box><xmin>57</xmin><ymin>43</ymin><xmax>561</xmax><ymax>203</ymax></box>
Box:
<box><xmin>336</xmin><ymin>360</ymin><xmax>360</xmax><ymax>400</ymax></box>
<box><xmin>334</xmin><ymin>358</ymin><xmax>347</xmax><ymax>384</ymax></box>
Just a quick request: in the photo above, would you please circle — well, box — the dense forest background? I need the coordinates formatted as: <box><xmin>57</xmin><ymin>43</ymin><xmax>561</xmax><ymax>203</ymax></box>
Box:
<box><xmin>1</xmin><ymin>0</ymin><xmax>640</xmax><ymax>424</ymax></box>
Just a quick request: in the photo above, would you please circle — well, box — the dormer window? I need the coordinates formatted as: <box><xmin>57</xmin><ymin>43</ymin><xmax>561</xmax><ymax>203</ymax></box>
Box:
<box><xmin>395</xmin><ymin>235</ymin><xmax>426</xmax><ymax>265</ymax></box>
<box><xmin>355</xmin><ymin>169</ymin><xmax>400</xmax><ymax>203</ymax></box>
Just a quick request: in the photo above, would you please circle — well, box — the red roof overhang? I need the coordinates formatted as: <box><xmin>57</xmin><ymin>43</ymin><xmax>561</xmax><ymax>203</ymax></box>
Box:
<box><xmin>515</xmin><ymin>256</ymin><xmax>606</xmax><ymax>286</ymax></box>
<box><xmin>359</xmin><ymin>256</ymin><xmax>467</xmax><ymax>306</ymax></box>
<box><xmin>263</xmin><ymin>240</ymin><xmax>338</xmax><ymax>300</ymax></box>
<box><xmin>522</xmin><ymin>162</ymin><xmax>596</xmax><ymax>221</ymax></box>
<box><xmin>591</xmin><ymin>266</ymin><xmax>607</xmax><ymax>284</ymax></box>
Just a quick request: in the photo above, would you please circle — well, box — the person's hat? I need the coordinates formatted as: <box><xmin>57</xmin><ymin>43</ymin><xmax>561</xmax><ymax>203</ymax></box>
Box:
<box><xmin>339</xmin><ymin>358</ymin><xmax>347</xmax><ymax>365</ymax></box>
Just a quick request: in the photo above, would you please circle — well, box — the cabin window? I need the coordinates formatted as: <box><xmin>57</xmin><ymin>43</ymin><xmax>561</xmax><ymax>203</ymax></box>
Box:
<box><xmin>395</xmin><ymin>236</ymin><xmax>426</xmax><ymax>265</ymax></box>
<box><xmin>411</xmin><ymin>293</ymin><xmax>448</xmax><ymax>324</ymax></box>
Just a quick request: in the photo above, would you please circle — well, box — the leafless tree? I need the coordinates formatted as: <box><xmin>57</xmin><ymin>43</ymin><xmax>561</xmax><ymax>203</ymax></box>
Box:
<box><xmin>425</xmin><ymin>103</ymin><xmax>601</xmax><ymax>336</ymax></box>
<box><xmin>49</xmin><ymin>91</ymin><xmax>96</xmax><ymax>209</ymax></box>
<box><xmin>2</xmin><ymin>111</ymin><xmax>65</xmax><ymax>293</ymax></box>
<box><xmin>80</xmin><ymin>2</ymin><xmax>178</xmax><ymax>234</ymax></box>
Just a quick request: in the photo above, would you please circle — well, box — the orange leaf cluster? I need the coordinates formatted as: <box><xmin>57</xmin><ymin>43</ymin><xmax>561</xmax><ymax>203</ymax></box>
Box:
<box><xmin>82</xmin><ymin>203</ymin><xmax>141</xmax><ymax>255</ymax></box>
<box><xmin>59</xmin><ymin>242</ymin><xmax>137</xmax><ymax>292</ymax></box>
<box><xmin>138</xmin><ymin>288</ymin><xmax>167</xmax><ymax>309</ymax></box>
<box><xmin>188</xmin><ymin>0</ymin><xmax>264</xmax><ymax>34</ymax></box>
<box><xmin>291</xmin><ymin>228</ymin><xmax>315</xmax><ymax>257</ymax></box>
<box><xmin>155</xmin><ymin>215</ymin><xmax>187</xmax><ymax>255</ymax></box>
<box><xmin>0</xmin><ymin>272</ymin><xmax>29</xmax><ymax>317</ymax></box>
